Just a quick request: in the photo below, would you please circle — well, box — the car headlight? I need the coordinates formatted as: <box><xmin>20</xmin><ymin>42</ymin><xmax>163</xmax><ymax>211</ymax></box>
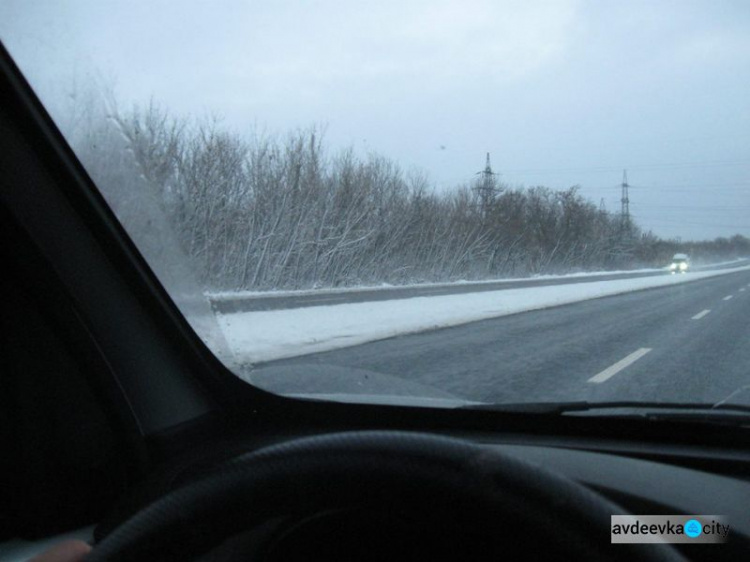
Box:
<box><xmin>679</xmin><ymin>263</ymin><xmax>687</xmax><ymax>270</ymax></box>
<box><xmin>670</xmin><ymin>264</ymin><xmax>676</xmax><ymax>269</ymax></box>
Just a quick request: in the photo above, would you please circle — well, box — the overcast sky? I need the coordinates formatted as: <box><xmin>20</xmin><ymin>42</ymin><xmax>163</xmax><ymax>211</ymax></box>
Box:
<box><xmin>2</xmin><ymin>0</ymin><xmax>749</xmax><ymax>241</ymax></box>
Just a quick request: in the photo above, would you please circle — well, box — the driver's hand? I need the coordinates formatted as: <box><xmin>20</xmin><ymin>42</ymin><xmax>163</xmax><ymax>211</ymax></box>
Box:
<box><xmin>27</xmin><ymin>540</ymin><xmax>91</xmax><ymax>562</ymax></box>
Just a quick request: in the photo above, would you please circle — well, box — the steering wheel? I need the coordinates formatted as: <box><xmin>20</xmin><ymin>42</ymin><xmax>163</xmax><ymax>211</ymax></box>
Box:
<box><xmin>87</xmin><ymin>431</ymin><xmax>684</xmax><ymax>561</ymax></box>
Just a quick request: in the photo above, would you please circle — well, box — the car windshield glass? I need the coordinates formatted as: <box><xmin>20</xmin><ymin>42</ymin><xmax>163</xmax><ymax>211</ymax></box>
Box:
<box><xmin>2</xmin><ymin>1</ymin><xmax>749</xmax><ymax>414</ymax></box>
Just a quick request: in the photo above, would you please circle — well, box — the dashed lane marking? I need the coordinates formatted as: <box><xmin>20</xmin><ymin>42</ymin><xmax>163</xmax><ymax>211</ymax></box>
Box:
<box><xmin>588</xmin><ymin>348</ymin><xmax>653</xmax><ymax>384</ymax></box>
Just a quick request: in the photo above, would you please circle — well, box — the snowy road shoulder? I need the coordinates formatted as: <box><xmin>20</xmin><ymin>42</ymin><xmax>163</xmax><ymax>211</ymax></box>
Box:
<box><xmin>217</xmin><ymin>265</ymin><xmax>750</xmax><ymax>364</ymax></box>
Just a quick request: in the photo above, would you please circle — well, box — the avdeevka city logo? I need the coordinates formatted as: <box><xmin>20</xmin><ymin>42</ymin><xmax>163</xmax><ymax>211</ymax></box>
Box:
<box><xmin>611</xmin><ymin>515</ymin><xmax>729</xmax><ymax>543</ymax></box>
<box><xmin>684</xmin><ymin>519</ymin><xmax>702</xmax><ymax>538</ymax></box>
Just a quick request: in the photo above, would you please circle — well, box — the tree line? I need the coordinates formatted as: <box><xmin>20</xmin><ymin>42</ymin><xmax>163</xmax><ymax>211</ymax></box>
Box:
<box><xmin>65</xmin><ymin>99</ymin><xmax>749</xmax><ymax>291</ymax></box>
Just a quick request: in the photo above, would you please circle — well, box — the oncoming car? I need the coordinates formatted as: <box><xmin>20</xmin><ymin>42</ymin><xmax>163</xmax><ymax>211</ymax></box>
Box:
<box><xmin>670</xmin><ymin>254</ymin><xmax>690</xmax><ymax>274</ymax></box>
<box><xmin>2</xmin><ymin>3</ymin><xmax>750</xmax><ymax>562</ymax></box>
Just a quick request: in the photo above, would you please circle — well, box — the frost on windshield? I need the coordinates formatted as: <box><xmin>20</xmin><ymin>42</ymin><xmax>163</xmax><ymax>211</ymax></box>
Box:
<box><xmin>57</xmin><ymin>91</ymin><xmax>235</xmax><ymax>366</ymax></box>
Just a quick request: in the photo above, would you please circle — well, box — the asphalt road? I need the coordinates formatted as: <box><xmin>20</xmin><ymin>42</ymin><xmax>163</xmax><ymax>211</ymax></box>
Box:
<box><xmin>261</xmin><ymin>269</ymin><xmax>750</xmax><ymax>406</ymax></box>
<box><xmin>212</xmin><ymin>259</ymin><xmax>750</xmax><ymax>314</ymax></box>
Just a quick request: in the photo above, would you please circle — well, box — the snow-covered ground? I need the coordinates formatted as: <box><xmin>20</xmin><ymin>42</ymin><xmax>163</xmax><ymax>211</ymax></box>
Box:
<box><xmin>217</xmin><ymin>264</ymin><xmax>750</xmax><ymax>364</ymax></box>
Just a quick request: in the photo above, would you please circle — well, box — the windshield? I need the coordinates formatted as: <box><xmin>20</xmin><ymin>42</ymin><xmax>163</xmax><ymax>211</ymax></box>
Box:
<box><xmin>2</xmin><ymin>1</ymin><xmax>749</xmax><ymax>413</ymax></box>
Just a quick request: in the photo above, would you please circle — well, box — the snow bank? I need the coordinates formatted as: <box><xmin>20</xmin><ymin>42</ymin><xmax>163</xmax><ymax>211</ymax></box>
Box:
<box><xmin>207</xmin><ymin>258</ymin><xmax>749</xmax><ymax>301</ymax></box>
<box><xmin>206</xmin><ymin>267</ymin><xmax>664</xmax><ymax>300</ymax></box>
<box><xmin>217</xmin><ymin>265</ymin><xmax>750</xmax><ymax>364</ymax></box>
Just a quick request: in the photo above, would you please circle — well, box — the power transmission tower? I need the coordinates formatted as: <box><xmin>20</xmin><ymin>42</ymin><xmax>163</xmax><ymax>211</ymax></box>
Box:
<box><xmin>620</xmin><ymin>169</ymin><xmax>631</xmax><ymax>235</ymax></box>
<box><xmin>474</xmin><ymin>152</ymin><xmax>499</xmax><ymax>216</ymax></box>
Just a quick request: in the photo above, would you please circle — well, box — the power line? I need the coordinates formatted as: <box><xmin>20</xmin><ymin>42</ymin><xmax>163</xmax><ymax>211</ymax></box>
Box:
<box><xmin>633</xmin><ymin>181</ymin><xmax>750</xmax><ymax>188</ymax></box>
<box><xmin>634</xmin><ymin>216</ymin><xmax>749</xmax><ymax>229</ymax></box>
<box><xmin>501</xmin><ymin>158</ymin><xmax>750</xmax><ymax>175</ymax></box>
<box><xmin>631</xmin><ymin>204</ymin><xmax>750</xmax><ymax>211</ymax></box>
<box><xmin>574</xmin><ymin>183</ymin><xmax>750</xmax><ymax>196</ymax></box>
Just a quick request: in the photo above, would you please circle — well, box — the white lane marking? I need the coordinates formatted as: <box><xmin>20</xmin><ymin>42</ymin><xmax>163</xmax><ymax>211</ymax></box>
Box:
<box><xmin>740</xmin><ymin>288</ymin><xmax>746</xmax><ymax>292</ymax></box>
<box><xmin>723</xmin><ymin>295</ymin><xmax>733</xmax><ymax>301</ymax></box>
<box><xmin>692</xmin><ymin>309</ymin><xmax>711</xmax><ymax>320</ymax></box>
<box><xmin>714</xmin><ymin>385</ymin><xmax>750</xmax><ymax>408</ymax></box>
<box><xmin>588</xmin><ymin>348</ymin><xmax>652</xmax><ymax>384</ymax></box>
